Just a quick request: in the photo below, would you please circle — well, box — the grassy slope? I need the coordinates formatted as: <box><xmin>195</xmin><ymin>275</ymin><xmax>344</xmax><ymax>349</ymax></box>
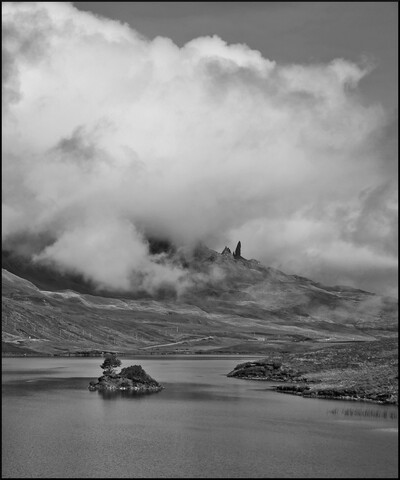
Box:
<box><xmin>2</xmin><ymin>246</ymin><xmax>397</xmax><ymax>361</ymax></box>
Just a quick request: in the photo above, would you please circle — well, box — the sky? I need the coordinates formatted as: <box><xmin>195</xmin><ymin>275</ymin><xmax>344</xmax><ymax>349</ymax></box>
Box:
<box><xmin>74</xmin><ymin>2</ymin><xmax>398</xmax><ymax>113</ymax></box>
<box><xmin>2</xmin><ymin>2</ymin><xmax>398</xmax><ymax>297</ymax></box>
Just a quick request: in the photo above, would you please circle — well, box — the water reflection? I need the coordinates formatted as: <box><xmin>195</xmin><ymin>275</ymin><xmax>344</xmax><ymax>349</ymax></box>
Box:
<box><xmin>92</xmin><ymin>382</ymin><xmax>243</xmax><ymax>403</ymax></box>
<box><xmin>327</xmin><ymin>406</ymin><xmax>398</xmax><ymax>420</ymax></box>
<box><xmin>93</xmin><ymin>388</ymin><xmax>162</xmax><ymax>400</ymax></box>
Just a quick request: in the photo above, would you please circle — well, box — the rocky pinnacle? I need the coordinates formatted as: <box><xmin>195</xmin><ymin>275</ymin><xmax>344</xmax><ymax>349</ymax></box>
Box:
<box><xmin>233</xmin><ymin>241</ymin><xmax>241</xmax><ymax>259</ymax></box>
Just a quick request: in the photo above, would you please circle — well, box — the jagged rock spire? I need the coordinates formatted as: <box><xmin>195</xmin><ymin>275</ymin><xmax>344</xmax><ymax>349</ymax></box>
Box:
<box><xmin>233</xmin><ymin>241</ymin><xmax>241</xmax><ymax>259</ymax></box>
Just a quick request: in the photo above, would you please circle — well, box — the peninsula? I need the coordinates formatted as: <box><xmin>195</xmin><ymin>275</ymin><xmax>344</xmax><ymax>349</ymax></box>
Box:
<box><xmin>227</xmin><ymin>337</ymin><xmax>398</xmax><ymax>405</ymax></box>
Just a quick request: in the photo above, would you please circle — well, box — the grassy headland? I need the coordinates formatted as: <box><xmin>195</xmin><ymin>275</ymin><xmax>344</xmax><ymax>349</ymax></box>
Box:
<box><xmin>227</xmin><ymin>337</ymin><xmax>398</xmax><ymax>405</ymax></box>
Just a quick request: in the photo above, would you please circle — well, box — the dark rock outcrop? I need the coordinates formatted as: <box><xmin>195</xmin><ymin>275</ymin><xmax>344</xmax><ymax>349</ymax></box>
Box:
<box><xmin>221</xmin><ymin>246</ymin><xmax>231</xmax><ymax>255</ymax></box>
<box><xmin>88</xmin><ymin>364</ymin><xmax>163</xmax><ymax>394</ymax></box>
<box><xmin>233</xmin><ymin>241</ymin><xmax>241</xmax><ymax>259</ymax></box>
<box><xmin>273</xmin><ymin>385</ymin><xmax>397</xmax><ymax>404</ymax></box>
<box><xmin>227</xmin><ymin>360</ymin><xmax>306</xmax><ymax>382</ymax></box>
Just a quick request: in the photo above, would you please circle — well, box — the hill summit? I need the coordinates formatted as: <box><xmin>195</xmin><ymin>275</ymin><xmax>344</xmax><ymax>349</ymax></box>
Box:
<box><xmin>2</xmin><ymin>243</ymin><xmax>398</xmax><ymax>357</ymax></box>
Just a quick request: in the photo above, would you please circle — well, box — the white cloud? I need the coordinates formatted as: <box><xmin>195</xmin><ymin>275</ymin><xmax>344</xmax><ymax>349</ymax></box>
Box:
<box><xmin>2</xmin><ymin>2</ymin><xmax>397</xmax><ymax>296</ymax></box>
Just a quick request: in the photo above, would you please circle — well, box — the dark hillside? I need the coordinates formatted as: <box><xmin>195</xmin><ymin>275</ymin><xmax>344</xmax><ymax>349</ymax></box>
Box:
<box><xmin>2</xmin><ymin>245</ymin><xmax>397</xmax><ymax>359</ymax></box>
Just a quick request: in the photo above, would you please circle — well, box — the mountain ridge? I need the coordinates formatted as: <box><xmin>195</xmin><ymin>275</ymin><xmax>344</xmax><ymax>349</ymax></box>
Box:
<box><xmin>2</xmin><ymin>244</ymin><xmax>397</xmax><ymax>357</ymax></box>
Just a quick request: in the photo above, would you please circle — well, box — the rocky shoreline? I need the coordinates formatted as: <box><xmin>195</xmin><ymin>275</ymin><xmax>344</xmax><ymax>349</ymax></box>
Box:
<box><xmin>272</xmin><ymin>384</ymin><xmax>396</xmax><ymax>404</ymax></box>
<box><xmin>88</xmin><ymin>364</ymin><xmax>164</xmax><ymax>394</ymax></box>
<box><xmin>227</xmin><ymin>358</ymin><xmax>398</xmax><ymax>405</ymax></box>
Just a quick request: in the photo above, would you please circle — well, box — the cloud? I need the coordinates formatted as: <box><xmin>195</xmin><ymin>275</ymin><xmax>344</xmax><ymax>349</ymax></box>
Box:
<box><xmin>2</xmin><ymin>2</ymin><xmax>397</xmax><ymax>296</ymax></box>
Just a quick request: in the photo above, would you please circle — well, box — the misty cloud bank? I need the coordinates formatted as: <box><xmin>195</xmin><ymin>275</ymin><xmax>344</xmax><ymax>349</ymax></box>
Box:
<box><xmin>2</xmin><ymin>2</ymin><xmax>397</xmax><ymax>296</ymax></box>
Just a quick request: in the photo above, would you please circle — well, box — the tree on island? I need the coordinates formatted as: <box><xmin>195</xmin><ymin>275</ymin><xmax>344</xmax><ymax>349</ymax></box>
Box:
<box><xmin>100</xmin><ymin>353</ymin><xmax>121</xmax><ymax>376</ymax></box>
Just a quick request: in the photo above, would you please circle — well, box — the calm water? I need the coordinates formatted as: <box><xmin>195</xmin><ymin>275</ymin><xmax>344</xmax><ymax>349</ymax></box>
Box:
<box><xmin>2</xmin><ymin>356</ymin><xmax>398</xmax><ymax>478</ymax></box>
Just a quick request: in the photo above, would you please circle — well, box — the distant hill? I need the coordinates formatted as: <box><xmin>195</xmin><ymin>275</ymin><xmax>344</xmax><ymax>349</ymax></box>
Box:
<box><xmin>2</xmin><ymin>245</ymin><xmax>398</xmax><ymax>356</ymax></box>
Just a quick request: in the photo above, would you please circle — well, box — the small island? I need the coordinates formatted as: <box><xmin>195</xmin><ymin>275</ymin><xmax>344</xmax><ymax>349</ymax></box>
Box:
<box><xmin>88</xmin><ymin>354</ymin><xmax>164</xmax><ymax>394</ymax></box>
